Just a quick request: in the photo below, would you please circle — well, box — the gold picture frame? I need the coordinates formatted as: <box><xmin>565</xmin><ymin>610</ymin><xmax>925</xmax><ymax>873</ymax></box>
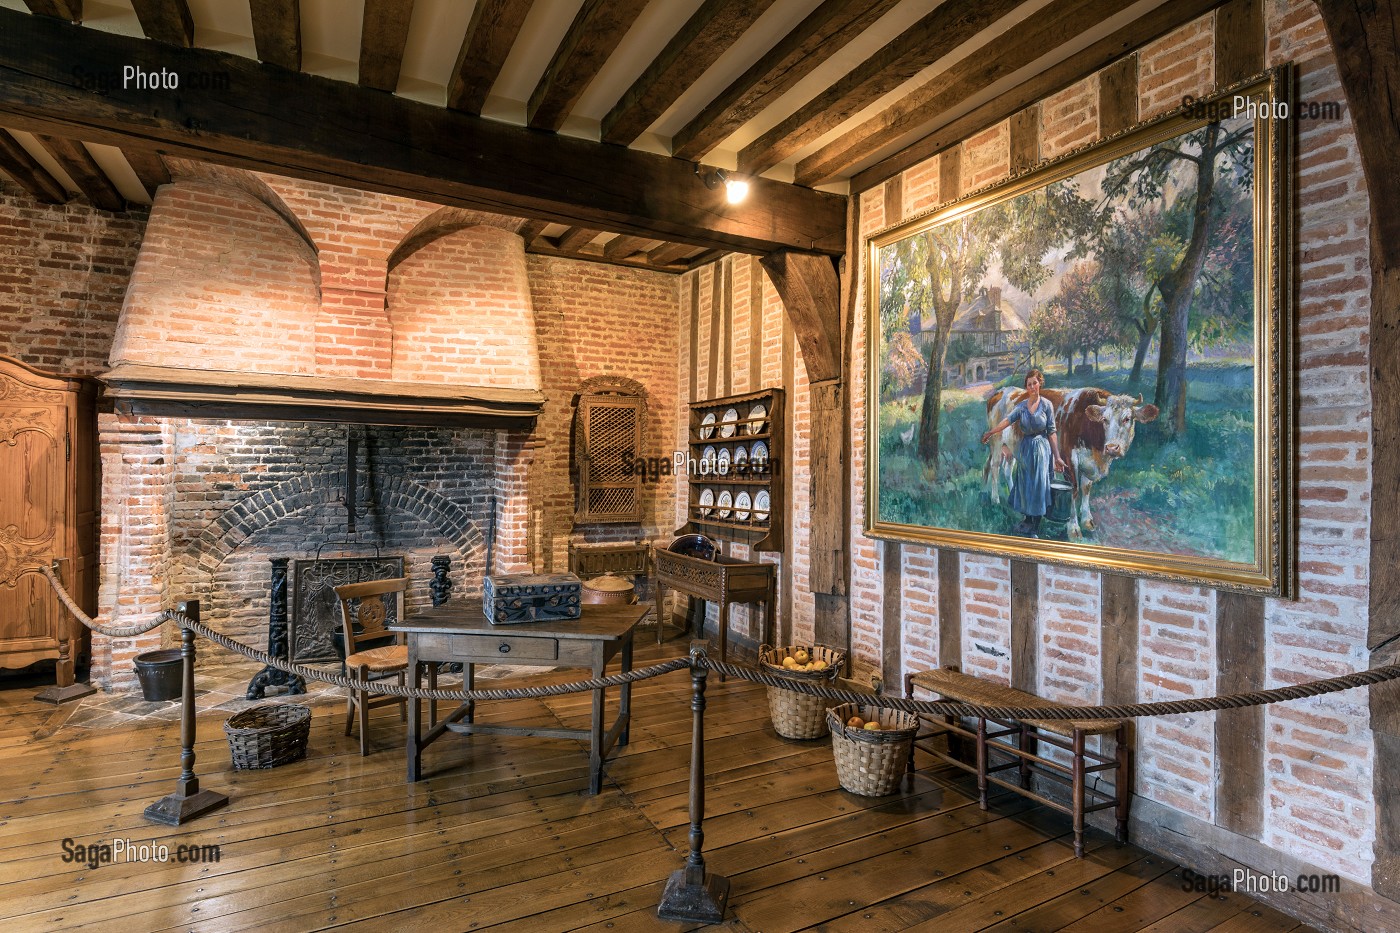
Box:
<box><xmin>865</xmin><ymin>67</ymin><xmax>1293</xmax><ymax>596</ymax></box>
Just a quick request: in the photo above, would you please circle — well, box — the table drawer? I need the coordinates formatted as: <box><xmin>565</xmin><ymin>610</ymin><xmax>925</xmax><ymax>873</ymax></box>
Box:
<box><xmin>453</xmin><ymin>634</ymin><xmax>558</xmax><ymax>661</ymax></box>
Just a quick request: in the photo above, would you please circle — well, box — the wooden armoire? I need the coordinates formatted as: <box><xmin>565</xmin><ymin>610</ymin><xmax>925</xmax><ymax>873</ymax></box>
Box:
<box><xmin>0</xmin><ymin>355</ymin><xmax>96</xmax><ymax>695</ymax></box>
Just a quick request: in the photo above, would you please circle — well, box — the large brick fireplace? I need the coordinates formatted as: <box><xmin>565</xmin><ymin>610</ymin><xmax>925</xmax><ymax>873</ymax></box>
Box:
<box><xmin>90</xmin><ymin>163</ymin><xmax>547</xmax><ymax>690</ymax></box>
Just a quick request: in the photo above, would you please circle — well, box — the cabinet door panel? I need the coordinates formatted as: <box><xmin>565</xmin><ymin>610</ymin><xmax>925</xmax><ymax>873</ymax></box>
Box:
<box><xmin>0</xmin><ymin>403</ymin><xmax>66</xmax><ymax>664</ymax></box>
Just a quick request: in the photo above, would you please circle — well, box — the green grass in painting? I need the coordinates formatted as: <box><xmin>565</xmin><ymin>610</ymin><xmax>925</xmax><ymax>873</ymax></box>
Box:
<box><xmin>876</xmin><ymin>362</ymin><xmax>1256</xmax><ymax>562</ymax></box>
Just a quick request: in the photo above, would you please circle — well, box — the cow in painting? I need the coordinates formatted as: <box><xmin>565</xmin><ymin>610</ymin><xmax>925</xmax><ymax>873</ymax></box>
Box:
<box><xmin>983</xmin><ymin>386</ymin><xmax>1159</xmax><ymax>539</ymax></box>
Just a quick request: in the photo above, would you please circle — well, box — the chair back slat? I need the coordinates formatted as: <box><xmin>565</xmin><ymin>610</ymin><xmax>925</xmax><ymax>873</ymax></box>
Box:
<box><xmin>334</xmin><ymin>577</ymin><xmax>408</xmax><ymax>654</ymax></box>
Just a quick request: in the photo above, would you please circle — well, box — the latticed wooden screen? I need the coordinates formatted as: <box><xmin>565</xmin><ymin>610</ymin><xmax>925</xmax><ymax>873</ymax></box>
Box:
<box><xmin>573</xmin><ymin>394</ymin><xmax>643</xmax><ymax>523</ymax></box>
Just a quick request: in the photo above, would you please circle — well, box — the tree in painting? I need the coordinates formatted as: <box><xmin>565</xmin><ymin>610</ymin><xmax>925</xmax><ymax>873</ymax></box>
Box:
<box><xmin>873</xmin><ymin>108</ymin><xmax>1260</xmax><ymax>566</ymax></box>
<box><xmin>1101</xmin><ymin>120</ymin><xmax>1254</xmax><ymax>437</ymax></box>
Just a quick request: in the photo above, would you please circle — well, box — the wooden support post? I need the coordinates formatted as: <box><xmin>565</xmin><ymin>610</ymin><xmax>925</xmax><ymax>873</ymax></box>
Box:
<box><xmin>145</xmin><ymin>601</ymin><xmax>229</xmax><ymax>826</ymax></box>
<box><xmin>657</xmin><ymin>641</ymin><xmax>729</xmax><ymax>924</ymax></box>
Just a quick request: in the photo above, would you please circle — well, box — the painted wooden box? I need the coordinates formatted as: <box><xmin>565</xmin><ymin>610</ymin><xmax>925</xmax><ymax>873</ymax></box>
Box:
<box><xmin>483</xmin><ymin>573</ymin><xmax>582</xmax><ymax>625</ymax></box>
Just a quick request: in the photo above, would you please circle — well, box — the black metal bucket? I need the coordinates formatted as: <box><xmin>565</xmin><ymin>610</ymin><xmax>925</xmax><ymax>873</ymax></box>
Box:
<box><xmin>1048</xmin><ymin>479</ymin><xmax>1075</xmax><ymax>524</ymax></box>
<box><xmin>133</xmin><ymin>649</ymin><xmax>183</xmax><ymax>701</ymax></box>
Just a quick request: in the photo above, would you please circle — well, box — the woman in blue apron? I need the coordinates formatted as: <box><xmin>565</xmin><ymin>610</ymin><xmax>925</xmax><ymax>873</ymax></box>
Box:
<box><xmin>981</xmin><ymin>368</ymin><xmax>1067</xmax><ymax>537</ymax></box>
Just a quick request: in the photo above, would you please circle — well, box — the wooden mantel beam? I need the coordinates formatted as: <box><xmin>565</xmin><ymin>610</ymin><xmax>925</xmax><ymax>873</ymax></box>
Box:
<box><xmin>0</xmin><ymin>10</ymin><xmax>845</xmax><ymax>258</ymax></box>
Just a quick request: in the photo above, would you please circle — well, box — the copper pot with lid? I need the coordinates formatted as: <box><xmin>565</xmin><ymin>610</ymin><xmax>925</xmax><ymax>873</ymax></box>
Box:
<box><xmin>580</xmin><ymin>573</ymin><xmax>636</xmax><ymax>605</ymax></box>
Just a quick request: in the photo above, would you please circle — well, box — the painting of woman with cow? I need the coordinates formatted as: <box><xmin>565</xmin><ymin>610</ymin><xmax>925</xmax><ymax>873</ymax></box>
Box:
<box><xmin>866</xmin><ymin>76</ymin><xmax>1290</xmax><ymax>591</ymax></box>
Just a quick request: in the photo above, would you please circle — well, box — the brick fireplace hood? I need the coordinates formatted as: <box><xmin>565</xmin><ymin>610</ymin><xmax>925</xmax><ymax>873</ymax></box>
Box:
<box><xmin>101</xmin><ymin>363</ymin><xmax>544</xmax><ymax>428</ymax></box>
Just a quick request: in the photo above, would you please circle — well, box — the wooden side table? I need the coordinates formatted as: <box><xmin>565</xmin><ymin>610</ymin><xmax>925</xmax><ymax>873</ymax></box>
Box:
<box><xmin>653</xmin><ymin>548</ymin><xmax>774</xmax><ymax>677</ymax></box>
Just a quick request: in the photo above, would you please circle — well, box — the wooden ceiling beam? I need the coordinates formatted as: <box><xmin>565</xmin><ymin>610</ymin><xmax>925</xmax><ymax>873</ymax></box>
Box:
<box><xmin>670</xmin><ymin>0</ymin><xmax>900</xmax><ymax>162</ymax></box>
<box><xmin>684</xmin><ymin>248</ymin><xmax>729</xmax><ymax>269</ymax></box>
<box><xmin>121</xmin><ymin>146</ymin><xmax>171</xmax><ymax>198</ymax></box>
<box><xmin>526</xmin><ymin>238</ymin><xmax>682</xmax><ymax>274</ymax></box>
<box><xmin>34</xmin><ymin>134</ymin><xmax>124</xmax><ymax>210</ymax></box>
<box><xmin>738</xmin><ymin>0</ymin><xmax>1028</xmax><ymax>175</ymax></box>
<box><xmin>0</xmin><ymin>130</ymin><xmax>67</xmax><ymax>203</ymax></box>
<box><xmin>516</xmin><ymin>218</ymin><xmax>549</xmax><ymax>247</ymax></box>
<box><xmin>129</xmin><ymin>0</ymin><xmax>193</xmax><ymax>47</ymax></box>
<box><xmin>23</xmin><ymin>0</ymin><xmax>81</xmax><ymax>21</ymax></box>
<box><xmin>555</xmin><ymin>226</ymin><xmax>599</xmax><ymax>253</ymax></box>
<box><xmin>850</xmin><ymin>0</ymin><xmax>1231</xmax><ymax>191</ymax></box>
<box><xmin>526</xmin><ymin>0</ymin><xmax>649</xmax><ymax>131</ymax></box>
<box><xmin>359</xmin><ymin>0</ymin><xmax>415</xmax><ymax>92</ymax></box>
<box><xmin>600</xmin><ymin>0</ymin><xmax>778</xmax><ymax>147</ymax></box>
<box><xmin>446</xmin><ymin>0</ymin><xmax>536</xmax><ymax>114</ymax></box>
<box><xmin>248</xmin><ymin>0</ymin><xmax>301</xmax><ymax>71</ymax></box>
<box><xmin>0</xmin><ymin>11</ymin><xmax>845</xmax><ymax>256</ymax></box>
<box><xmin>795</xmin><ymin>0</ymin><xmax>1139</xmax><ymax>186</ymax></box>
<box><xmin>647</xmin><ymin>241</ymin><xmax>697</xmax><ymax>266</ymax></box>
<box><xmin>602</xmin><ymin>234</ymin><xmax>651</xmax><ymax>260</ymax></box>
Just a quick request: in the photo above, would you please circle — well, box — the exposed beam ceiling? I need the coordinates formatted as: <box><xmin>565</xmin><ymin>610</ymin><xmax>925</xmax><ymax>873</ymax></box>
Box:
<box><xmin>22</xmin><ymin>0</ymin><xmax>81</xmax><ymax>20</ymax></box>
<box><xmin>0</xmin><ymin>10</ymin><xmax>844</xmax><ymax>257</ymax></box>
<box><xmin>527</xmin><ymin>0</ymin><xmax>651</xmax><ymax>132</ymax></box>
<box><xmin>248</xmin><ymin>0</ymin><xmax>301</xmax><ymax>71</ymax></box>
<box><xmin>129</xmin><ymin>0</ymin><xmax>193</xmax><ymax>48</ymax></box>
<box><xmin>554</xmin><ymin>226</ymin><xmax>599</xmax><ymax>253</ymax></box>
<box><xmin>446</xmin><ymin>0</ymin><xmax>537</xmax><ymax>115</ymax></box>
<box><xmin>0</xmin><ymin>130</ymin><xmax>66</xmax><ymax>203</ymax></box>
<box><xmin>359</xmin><ymin>0</ymin><xmax>415</xmax><ymax>92</ymax></box>
<box><xmin>34</xmin><ymin>134</ymin><xmax>124</xmax><ymax>210</ymax></box>
<box><xmin>850</xmin><ymin>0</ymin><xmax>1232</xmax><ymax>190</ymax></box>
<box><xmin>121</xmin><ymin>146</ymin><xmax>171</xmax><ymax>199</ymax></box>
<box><xmin>670</xmin><ymin>0</ymin><xmax>902</xmax><ymax>161</ymax></box>
<box><xmin>795</xmin><ymin>0</ymin><xmax>1140</xmax><ymax>186</ymax></box>
<box><xmin>603</xmin><ymin>235</ymin><xmax>652</xmax><ymax>261</ymax></box>
<box><xmin>738</xmin><ymin>0</ymin><xmax>1030</xmax><ymax>175</ymax></box>
<box><xmin>600</xmin><ymin>0</ymin><xmax>779</xmax><ymax>146</ymax></box>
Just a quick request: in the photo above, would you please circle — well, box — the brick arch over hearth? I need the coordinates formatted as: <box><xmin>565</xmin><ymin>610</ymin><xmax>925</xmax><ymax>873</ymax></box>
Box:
<box><xmin>192</xmin><ymin>470</ymin><xmax>486</xmax><ymax>573</ymax></box>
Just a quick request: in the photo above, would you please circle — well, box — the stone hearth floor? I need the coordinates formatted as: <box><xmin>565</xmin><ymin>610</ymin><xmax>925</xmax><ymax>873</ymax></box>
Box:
<box><xmin>57</xmin><ymin>656</ymin><xmax>549</xmax><ymax>730</ymax></box>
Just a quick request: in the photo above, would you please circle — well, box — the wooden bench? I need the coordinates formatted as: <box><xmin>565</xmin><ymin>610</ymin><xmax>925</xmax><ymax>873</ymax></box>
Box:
<box><xmin>904</xmin><ymin>667</ymin><xmax>1132</xmax><ymax>856</ymax></box>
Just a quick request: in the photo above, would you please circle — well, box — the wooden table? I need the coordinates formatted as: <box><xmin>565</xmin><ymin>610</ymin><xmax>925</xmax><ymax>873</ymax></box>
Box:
<box><xmin>653</xmin><ymin>549</ymin><xmax>775</xmax><ymax>676</ymax></box>
<box><xmin>392</xmin><ymin>601</ymin><xmax>648</xmax><ymax>793</ymax></box>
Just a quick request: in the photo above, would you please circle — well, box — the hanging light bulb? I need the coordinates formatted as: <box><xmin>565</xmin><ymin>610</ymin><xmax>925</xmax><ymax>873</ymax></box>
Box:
<box><xmin>724</xmin><ymin>176</ymin><xmax>750</xmax><ymax>204</ymax></box>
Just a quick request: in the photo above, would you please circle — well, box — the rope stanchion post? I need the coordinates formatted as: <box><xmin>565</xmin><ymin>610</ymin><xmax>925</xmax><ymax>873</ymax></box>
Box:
<box><xmin>145</xmin><ymin>601</ymin><xmax>229</xmax><ymax>826</ymax></box>
<box><xmin>658</xmin><ymin>641</ymin><xmax>729</xmax><ymax>925</ymax></box>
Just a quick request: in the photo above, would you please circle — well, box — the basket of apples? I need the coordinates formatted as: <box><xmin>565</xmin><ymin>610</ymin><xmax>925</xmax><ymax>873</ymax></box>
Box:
<box><xmin>758</xmin><ymin>644</ymin><xmax>846</xmax><ymax>739</ymax></box>
<box><xmin>825</xmin><ymin>703</ymin><xmax>920</xmax><ymax>796</ymax></box>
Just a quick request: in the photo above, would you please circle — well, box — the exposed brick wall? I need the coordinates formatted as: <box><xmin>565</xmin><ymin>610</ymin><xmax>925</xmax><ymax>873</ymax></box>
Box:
<box><xmin>836</xmin><ymin>0</ymin><xmax>1375</xmax><ymax>890</ymax></box>
<box><xmin>527</xmin><ymin>254</ymin><xmax>679</xmax><ymax>571</ymax></box>
<box><xmin>0</xmin><ymin>181</ymin><xmax>146</xmax><ymax>376</ymax></box>
<box><xmin>1261</xmin><ymin>0</ymin><xmax>1375</xmax><ymax>881</ymax></box>
<box><xmin>963</xmin><ymin>122</ymin><xmax>1011</xmax><ymax>191</ymax></box>
<box><xmin>389</xmin><ymin>226</ymin><xmax>541</xmax><ymax>388</ymax></box>
<box><xmin>1041</xmin><ymin>76</ymin><xmax>1099</xmax><ymax>160</ymax></box>
<box><xmin>111</xmin><ymin>179</ymin><xmax>321</xmax><ymax>375</ymax></box>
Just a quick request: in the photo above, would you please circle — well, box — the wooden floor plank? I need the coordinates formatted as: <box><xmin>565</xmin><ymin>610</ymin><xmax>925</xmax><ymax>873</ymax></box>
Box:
<box><xmin>0</xmin><ymin>638</ymin><xmax>1316</xmax><ymax>933</ymax></box>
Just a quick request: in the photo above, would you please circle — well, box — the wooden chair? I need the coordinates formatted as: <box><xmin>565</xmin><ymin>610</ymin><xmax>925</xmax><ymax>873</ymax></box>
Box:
<box><xmin>334</xmin><ymin>577</ymin><xmax>410</xmax><ymax>756</ymax></box>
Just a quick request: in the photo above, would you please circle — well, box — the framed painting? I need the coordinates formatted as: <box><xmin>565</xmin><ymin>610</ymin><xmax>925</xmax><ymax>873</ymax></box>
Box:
<box><xmin>865</xmin><ymin>68</ymin><xmax>1293</xmax><ymax>595</ymax></box>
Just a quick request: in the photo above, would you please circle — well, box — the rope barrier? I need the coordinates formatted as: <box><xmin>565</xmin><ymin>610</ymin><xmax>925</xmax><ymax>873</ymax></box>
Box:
<box><xmin>29</xmin><ymin>562</ymin><xmax>1400</xmax><ymax>717</ymax></box>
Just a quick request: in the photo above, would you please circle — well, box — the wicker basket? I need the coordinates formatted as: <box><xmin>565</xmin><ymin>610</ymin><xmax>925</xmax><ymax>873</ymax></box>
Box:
<box><xmin>760</xmin><ymin>644</ymin><xmax>845</xmax><ymax>739</ymax></box>
<box><xmin>223</xmin><ymin>704</ymin><xmax>311</xmax><ymax>770</ymax></box>
<box><xmin>826</xmin><ymin>702</ymin><xmax>919</xmax><ymax>796</ymax></box>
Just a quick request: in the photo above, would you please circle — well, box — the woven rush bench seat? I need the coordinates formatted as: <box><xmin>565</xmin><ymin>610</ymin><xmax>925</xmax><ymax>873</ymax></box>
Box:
<box><xmin>904</xmin><ymin>667</ymin><xmax>1132</xmax><ymax>857</ymax></box>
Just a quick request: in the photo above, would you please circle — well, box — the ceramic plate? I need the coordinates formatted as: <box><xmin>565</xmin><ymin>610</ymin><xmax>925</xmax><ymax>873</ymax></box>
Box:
<box><xmin>734</xmin><ymin>491</ymin><xmax>752</xmax><ymax>521</ymax></box>
<box><xmin>733</xmin><ymin>445</ymin><xmax>748</xmax><ymax>473</ymax></box>
<box><xmin>748</xmin><ymin>403</ymin><xmax>767</xmax><ymax>435</ymax></box>
<box><xmin>716</xmin><ymin>490</ymin><xmax>733</xmax><ymax>519</ymax></box>
<box><xmin>754</xmin><ymin>490</ymin><xmax>771</xmax><ymax>521</ymax></box>
<box><xmin>750</xmin><ymin>440</ymin><xmax>769</xmax><ymax>471</ymax></box>
<box><xmin>720</xmin><ymin>407</ymin><xmax>739</xmax><ymax>438</ymax></box>
<box><xmin>699</xmin><ymin>412</ymin><xmax>716</xmax><ymax>439</ymax></box>
<box><xmin>701</xmin><ymin>445</ymin><xmax>717</xmax><ymax>474</ymax></box>
<box><xmin>716</xmin><ymin>447</ymin><xmax>731</xmax><ymax>475</ymax></box>
<box><xmin>698</xmin><ymin>487</ymin><xmax>714</xmax><ymax>517</ymax></box>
